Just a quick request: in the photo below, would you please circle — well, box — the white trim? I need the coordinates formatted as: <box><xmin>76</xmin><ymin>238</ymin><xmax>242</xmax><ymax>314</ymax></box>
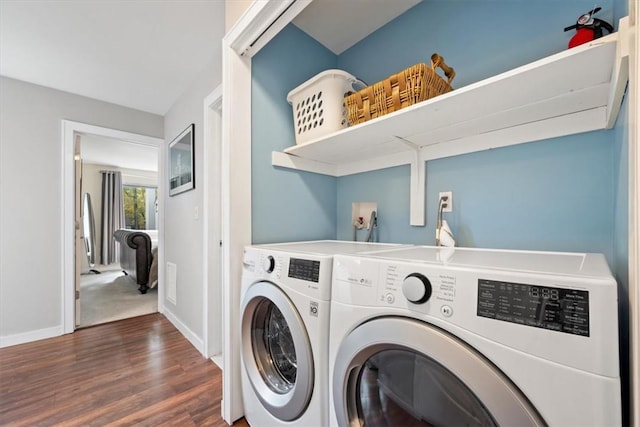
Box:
<box><xmin>221</xmin><ymin>40</ymin><xmax>252</xmax><ymax>424</ymax></box>
<box><xmin>211</xmin><ymin>354</ymin><xmax>223</xmax><ymax>370</ymax></box>
<box><xmin>61</xmin><ymin>120</ymin><xmax>165</xmax><ymax>334</ymax></box>
<box><xmin>203</xmin><ymin>84</ymin><xmax>223</xmax><ymax>359</ymax></box>
<box><xmin>226</xmin><ymin>0</ymin><xmax>311</xmax><ymax>58</ymax></box>
<box><xmin>162</xmin><ymin>308</ymin><xmax>204</xmax><ymax>354</ymax></box>
<box><xmin>628</xmin><ymin>1</ymin><xmax>639</xmax><ymax>425</ymax></box>
<box><xmin>607</xmin><ymin>17</ymin><xmax>630</xmax><ymax>128</ymax></box>
<box><xmin>0</xmin><ymin>325</ymin><xmax>63</xmax><ymax>348</ymax></box>
<box><xmin>222</xmin><ymin>1</ymin><xmax>311</xmax><ymax>421</ymax></box>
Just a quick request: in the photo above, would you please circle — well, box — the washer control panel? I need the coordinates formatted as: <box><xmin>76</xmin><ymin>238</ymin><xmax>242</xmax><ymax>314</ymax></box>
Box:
<box><xmin>288</xmin><ymin>257</ymin><xmax>321</xmax><ymax>283</ymax></box>
<box><xmin>244</xmin><ymin>249</ymin><xmax>334</xmax><ymax>301</ymax></box>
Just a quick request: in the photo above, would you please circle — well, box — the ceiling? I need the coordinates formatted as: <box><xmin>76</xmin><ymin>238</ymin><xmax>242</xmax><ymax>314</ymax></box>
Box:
<box><xmin>0</xmin><ymin>0</ymin><xmax>422</xmax><ymax>174</ymax></box>
<box><xmin>0</xmin><ymin>0</ymin><xmax>225</xmax><ymax>115</ymax></box>
<box><xmin>292</xmin><ymin>0</ymin><xmax>422</xmax><ymax>54</ymax></box>
<box><xmin>81</xmin><ymin>134</ymin><xmax>158</xmax><ymax>172</ymax></box>
<box><xmin>0</xmin><ymin>0</ymin><xmax>421</xmax><ymax>115</ymax></box>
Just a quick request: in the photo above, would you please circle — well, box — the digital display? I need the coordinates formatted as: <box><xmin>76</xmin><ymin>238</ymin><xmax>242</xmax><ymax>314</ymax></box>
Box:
<box><xmin>288</xmin><ymin>258</ymin><xmax>320</xmax><ymax>283</ymax></box>
<box><xmin>477</xmin><ymin>279</ymin><xmax>589</xmax><ymax>336</ymax></box>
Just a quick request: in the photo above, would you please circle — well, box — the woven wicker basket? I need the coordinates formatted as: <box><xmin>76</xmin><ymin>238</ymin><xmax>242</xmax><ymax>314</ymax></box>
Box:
<box><xmin>345</xmin><ymin>53</ymin><xmax>455</xmax><ymax>125</ymax></box>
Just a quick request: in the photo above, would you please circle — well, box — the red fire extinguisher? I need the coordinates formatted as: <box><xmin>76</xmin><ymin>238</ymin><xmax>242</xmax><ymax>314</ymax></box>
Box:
<box><xmin>564</xmin><ymin>7</ymin><xmax>613</xmax><ymax>48</ymax></box>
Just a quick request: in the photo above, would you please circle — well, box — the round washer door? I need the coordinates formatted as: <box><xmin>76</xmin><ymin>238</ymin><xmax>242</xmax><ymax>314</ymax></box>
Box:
<box><xmin>333</xmin><ymin>317</ymin><xmax>546</xmax><ymax>427</ymax></box>
<box><xmin>241</xmin><ymin>281</ymin><xmax>314</xmax><ymax>421</ymax></box>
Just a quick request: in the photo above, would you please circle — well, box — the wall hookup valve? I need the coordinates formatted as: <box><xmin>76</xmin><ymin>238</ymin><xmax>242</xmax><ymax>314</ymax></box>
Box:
<box><xmin>564</xmin><ymin>7</ymin><xmax>614</xmax><ymax>48</ymax></box>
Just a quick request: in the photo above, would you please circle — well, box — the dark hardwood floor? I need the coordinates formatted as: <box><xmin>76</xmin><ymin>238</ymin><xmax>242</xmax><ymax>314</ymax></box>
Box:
<box><xmin>0</xmin><ymin>313</ymin><xmax>250</xmax><ymax>426</ymax></box>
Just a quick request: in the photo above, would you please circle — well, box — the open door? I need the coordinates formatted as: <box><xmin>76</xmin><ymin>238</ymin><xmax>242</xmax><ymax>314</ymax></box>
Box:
<box><xmin>82</xmin><ymin>193</ymin><xmax>98</xmax><ymax>273</ymax></box>
<box><xmin>74</xmin><ymin>134</ymin><xmax>82</xmax><ymax>327</ymax></box>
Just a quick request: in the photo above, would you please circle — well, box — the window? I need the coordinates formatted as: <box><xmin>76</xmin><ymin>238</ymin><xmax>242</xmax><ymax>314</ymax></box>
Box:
<box><xmin>123</xmin><ymin>185</ymin><xmax>157</xmax><ymax>230</ymax></box>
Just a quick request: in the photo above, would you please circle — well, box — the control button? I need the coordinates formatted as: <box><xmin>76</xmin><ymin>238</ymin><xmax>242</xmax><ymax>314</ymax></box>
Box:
<box><xmin>402</xmin><ymin>273</ymin><xmax>432</xmax><ymax>304</ymax></box>
<box><xmin>263</xmin><ymin>255</ymin><xmax>275</xmax><ymax>273</ymax></box>
<box><xmin>441</xmin><ymin>305</ymin><xmax>453</xmax><ymax>317</ymax></box>
<box><xmin>385</xmin><ymin>293</ymin><xmax>395</xmax><ymax>304</ymax></box>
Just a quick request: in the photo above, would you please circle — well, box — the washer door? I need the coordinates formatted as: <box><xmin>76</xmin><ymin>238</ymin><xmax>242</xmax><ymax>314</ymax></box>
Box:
<box><xmin>333</xmin><ymin>317</ymin><xmax>546</xmax><ymax>427</ymax></box>
<box><xmin>241</xmin><ymin>281</ymin><xmax>314</xmax><ymax>421</ymax></box>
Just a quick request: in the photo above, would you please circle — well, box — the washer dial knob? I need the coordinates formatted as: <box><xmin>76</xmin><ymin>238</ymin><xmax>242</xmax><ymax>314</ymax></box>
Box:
<box><xmin>263</xmin><ymin>255</ymin><xmax>275</xmax><ymax>273</ymax></box>
<box><xmin>402</xmin><ymin>273</ymin><xmax>432</xmax><ymax>304</ymax></box>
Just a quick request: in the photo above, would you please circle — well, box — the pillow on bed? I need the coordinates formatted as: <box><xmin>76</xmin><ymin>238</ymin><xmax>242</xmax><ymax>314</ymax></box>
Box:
<box><xmin>148</xmin><ymin>247</ymin><xmax>159</xmax><ymax>289</ymax></box>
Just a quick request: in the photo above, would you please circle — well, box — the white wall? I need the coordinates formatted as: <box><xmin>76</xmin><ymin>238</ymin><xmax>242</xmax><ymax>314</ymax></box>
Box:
<box><xmin>0</xmin><ymin>76</ymin><xmax>163</xmax><ymax>342</ymax></box>
<box><xmin>225</xmin><ymin>0</ymin><xmax>252</xmax><ymax>32</ymax></box>
<box><xmin>162</xmin><ymin>56</ymin><xmax>222</xmax><ymax>345</ymax></box>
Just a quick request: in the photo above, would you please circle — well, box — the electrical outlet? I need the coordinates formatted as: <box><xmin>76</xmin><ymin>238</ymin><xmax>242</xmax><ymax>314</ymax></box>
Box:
<box><xmin>439</xmin><ymin>191</ymin><xmax>452</xmax><ymax>213</ymax></box>
<box><xmin>352</xmin><ymin>202</ymin><xmax>378</xmax><ymax>229</ymax></box>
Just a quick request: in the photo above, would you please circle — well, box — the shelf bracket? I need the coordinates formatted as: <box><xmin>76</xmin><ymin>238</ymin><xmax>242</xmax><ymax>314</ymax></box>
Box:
<box><xmin>271</xmin><ymin>151</ymin><xmax>337</xmax><ymax>176</ymax></box>
<box><xmin>392</xmin><ymin>136</ymin><xmax>425</xmax><ymax>226</ymax></box>
<box><xmin>606</xmin><ymin>16</ymin><xmax>630</xmax><ymax>129</ymax></box>
<box><xmin>410</xmin><ymin>150</ymin><xmax>426</xmax><ymax>226</ymax></box>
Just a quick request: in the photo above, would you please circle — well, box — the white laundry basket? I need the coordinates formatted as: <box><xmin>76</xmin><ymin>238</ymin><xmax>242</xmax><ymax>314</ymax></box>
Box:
<box><xmin>287</xmin><ymin>69</ymin><xmax>360</xmax><ymax>145</ymax></box>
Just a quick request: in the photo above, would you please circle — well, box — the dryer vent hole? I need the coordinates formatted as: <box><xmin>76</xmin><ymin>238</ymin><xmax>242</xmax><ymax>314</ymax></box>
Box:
<box><xmin>296</xmin><ymin>91</ymin><xmax>324</xmax><ymax>135</ymax></box>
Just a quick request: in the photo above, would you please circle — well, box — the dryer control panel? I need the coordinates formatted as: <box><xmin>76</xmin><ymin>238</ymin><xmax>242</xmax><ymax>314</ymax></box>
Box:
<box><xmin>476</xmin><ymin>279</ymin><xmax>590</xmax><ymax>337</ymax></box>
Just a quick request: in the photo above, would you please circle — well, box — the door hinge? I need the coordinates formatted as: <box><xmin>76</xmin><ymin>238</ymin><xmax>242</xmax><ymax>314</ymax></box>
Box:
<box><xmin>219</xmin><ymin>240</ymin><xmax>223</xmax><ymax>247</ymax></box>
<box><xmin>75</xmin><ymin>290</ymin><xmax>80</xmax><ymax>300</ymax></box>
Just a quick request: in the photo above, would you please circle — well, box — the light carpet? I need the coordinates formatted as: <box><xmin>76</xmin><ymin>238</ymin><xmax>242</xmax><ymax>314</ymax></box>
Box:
<box><xmin>79</xmin><ymin>269</ymin><xmax>158</xmax><ymax>327</ymax></box>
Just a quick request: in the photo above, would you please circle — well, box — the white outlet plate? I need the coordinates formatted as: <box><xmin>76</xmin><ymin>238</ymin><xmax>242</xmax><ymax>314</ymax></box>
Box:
<box><xmin>439</xmin><ymin>191</ymin><xmax>452</xmax><ymax>213</ymax></box>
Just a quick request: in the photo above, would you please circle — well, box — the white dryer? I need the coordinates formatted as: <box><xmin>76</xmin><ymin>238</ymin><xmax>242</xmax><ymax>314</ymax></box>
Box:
<box><xmin>329</xmin><ymin>246</ymin><xmax>621</xmax><ymax>426</ymax></box>
<box><xmin>240</xmin><ymin>240</ymin><xmax>410</xmax><ymax>427</ymax></box>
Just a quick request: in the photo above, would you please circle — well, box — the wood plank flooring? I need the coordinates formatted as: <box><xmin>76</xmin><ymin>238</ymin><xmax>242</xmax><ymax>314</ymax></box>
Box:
<box><xmin>0</xmin><ymin>313</ymin><xmax>250</xmax><ymax>426</ymax></box>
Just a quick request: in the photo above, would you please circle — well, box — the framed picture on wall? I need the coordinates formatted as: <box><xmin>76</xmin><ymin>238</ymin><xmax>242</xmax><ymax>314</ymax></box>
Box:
<box><xmin>169</xmin><ymin>123</ymin><xmax>195</xmax><ymax>196</ymax></box>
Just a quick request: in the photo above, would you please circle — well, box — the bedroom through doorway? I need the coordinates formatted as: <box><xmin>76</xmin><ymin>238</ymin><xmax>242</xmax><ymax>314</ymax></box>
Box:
<box><xmin>67</xmin><ymin>124</ymin><xmax>163</xmax><ymax>329</ymax></box>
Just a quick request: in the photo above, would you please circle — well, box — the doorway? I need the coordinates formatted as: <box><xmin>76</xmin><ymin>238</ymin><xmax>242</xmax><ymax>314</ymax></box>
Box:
<box><xmin>62</xmin><ymin>121</ymin><xmax>164</xmax><ymax>333</ymax></box>
<box><xmin>77</xmin><ymin>134</ymin><xmax>160</xmax><ymax>327</ymax></box>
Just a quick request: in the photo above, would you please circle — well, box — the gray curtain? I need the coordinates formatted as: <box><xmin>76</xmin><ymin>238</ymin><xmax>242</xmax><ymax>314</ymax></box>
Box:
<box><xmin>100</xmin><ymin>170</ymin><xmax>124</xmax><ymax>264</ymax></box>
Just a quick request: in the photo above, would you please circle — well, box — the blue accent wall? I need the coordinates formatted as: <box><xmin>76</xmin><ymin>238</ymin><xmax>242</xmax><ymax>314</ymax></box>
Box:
<box><xmin>251</xmin><ymin>25</ymin><xmax>338</xmax><ymax>243</ymax></box>
<box><xmin>337</xmin><ymin>1</ymin><xmax>615</xmax><ymax>89</ymax></box>
<box><xmin>338</xmin><ymin>132</ymin><xmax>615</xmax><ymax>259</ymax></box>
<box><xmin>334</xmin><ymin>0</ymin><xmax>619</xmax><ymax>262</ymax></box>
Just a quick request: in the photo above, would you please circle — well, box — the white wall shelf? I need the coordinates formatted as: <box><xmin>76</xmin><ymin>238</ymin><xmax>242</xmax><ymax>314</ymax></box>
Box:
<box><xmin>272</xmin><ymin>19</ymin><xmax>629</xmax><ymax>226</ymax></box>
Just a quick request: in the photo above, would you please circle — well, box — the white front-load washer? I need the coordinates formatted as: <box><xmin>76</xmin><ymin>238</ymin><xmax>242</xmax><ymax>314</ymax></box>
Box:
<box><xmin>240</xmin><ymin>240</ymin><xmax>410</xmax><ymax>426</ymax></box>
<box><xmin>329</xmin><ymin>246</ymin><xmax>621</xmax><ymax>426</ymax></box>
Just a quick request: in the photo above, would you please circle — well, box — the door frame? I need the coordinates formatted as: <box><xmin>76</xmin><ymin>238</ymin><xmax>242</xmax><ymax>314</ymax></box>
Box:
<box><xmin>629</xmin><ymin>0</ymin><xmax>639</xmax><ymax>423</ymax></box>
<box><xmin>203</xmin><ymin>85</ymin><xmax>223</xmax><ymax>362</ymax></box>
<box><xmin>61</xmin><ymin>120</ymin><xmax>165</xmax><ymax>333</ymax></box>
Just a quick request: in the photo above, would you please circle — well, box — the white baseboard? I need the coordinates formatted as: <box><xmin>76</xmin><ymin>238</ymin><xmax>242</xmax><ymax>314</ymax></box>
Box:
<box><xmin>162</xmin><ymin>308</ymin><xmax>205</xmax><ymax>356</ymax></box>
<box><xmin>211</xmin><ymin>353</ymin><xmax>223</xmax><ymax>369</ymax></box>
<box><xmin>0</xmin><ymin>325</ymin><xmax>64</xmax><ymax>348</ymax></box>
